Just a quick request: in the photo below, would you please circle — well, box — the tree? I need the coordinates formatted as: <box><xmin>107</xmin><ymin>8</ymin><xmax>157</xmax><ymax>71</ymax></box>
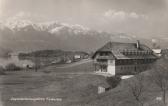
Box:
<box><xmin>151</xmin><ymin>59</ymin><xmax>168</xmax><ymax>106</ymax></box>
<box><xmin>0</xmin><ymin>66</ymin><xmax>6</xmax><ymax>75</ymax></box>
<box><xmin>127</xmin><ymin>75</ymin><xmax>145</xmax><ymax>106</ymax></box>
<box><xmin>0</xmin><ymin>47</ymin><xmax>12</xmax><ymax>58</ymax></box>
<box><xmin>106</xmin><ymin>76</ymin><xmax>121</xmax><ymax>88</ymax></box>
<box><xmin>5</xmin><ymin>63</ymin><xmax>21</xmax><ymax>71</ymax></box>
<box><xmin>33</xmin><ymin>53</ymin><xmax>39</xmax><ymax>72</ymax></box>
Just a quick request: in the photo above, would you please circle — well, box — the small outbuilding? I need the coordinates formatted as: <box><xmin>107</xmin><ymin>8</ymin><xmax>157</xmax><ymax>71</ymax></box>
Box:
<box><xmin>152</xmin><ymin>49</ymin><xmax>162</xmax><ymax>57</ymax></box>
<box><xmin>98</xmin><ymin>83</ymin><xmax>111</xmax><ymax>94</ymax></box>
<box><xmin>74</xmin><ymin>54</ymin><xmax>81</xmax><ymax>59</ymax></box>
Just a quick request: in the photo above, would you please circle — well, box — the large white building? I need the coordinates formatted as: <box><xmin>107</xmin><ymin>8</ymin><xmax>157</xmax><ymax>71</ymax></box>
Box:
<box><xmin>92</xmin><ymin>41</ymin><xmax>158</xmax><ymax>76</ymax></box>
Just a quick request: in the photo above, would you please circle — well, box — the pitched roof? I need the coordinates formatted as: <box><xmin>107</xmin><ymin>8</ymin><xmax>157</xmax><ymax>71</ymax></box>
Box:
<box><xmin>98</xmin><ymin>41</ymin><xmax>151</xmax><ymax>52</ymax></box>
<box><xmin>93</xmin><ymin>41</ymin><xmax>158</xmax><ymax>59</ymax></box>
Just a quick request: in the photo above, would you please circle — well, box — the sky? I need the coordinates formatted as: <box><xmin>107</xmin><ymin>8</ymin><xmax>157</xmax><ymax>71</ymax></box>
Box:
<box><xmin>0</xmin><ymin>0</ymin><xmax>168</xmax><ymax>37</ymax></box>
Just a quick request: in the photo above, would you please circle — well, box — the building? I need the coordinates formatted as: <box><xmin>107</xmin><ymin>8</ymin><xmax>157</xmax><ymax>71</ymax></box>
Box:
<box><xmin>152</xmin><ymin>49</ymin><xmax>162</xmax><ymax>57</ymax></box>
<box><xmin>152</xmin><ymin>48</ymin><xmax>168</xmax><ymax>58</ymax></box>
<box><xmin>74</xmin><ymin>54</ymin><xmax>81</xmax><ymax>59</ymax></box>
<box><xmin>98</xmin><ymin>83</ymin><xmax>111</xmax><ymax>94</ymax></box>
<box><xmin>161</xmin><ymin>49</ymin><xmax>168</xmax><ymax>58</ymax></box>
<box><xmin>92</xmin><ymin>41</ymin><xmax>158</xmax><ymax>76</ymax></box>
<box><xmin>73</xmin><ymin>54</ymin><xmax>81</xmax><ymax>62</ymax></box>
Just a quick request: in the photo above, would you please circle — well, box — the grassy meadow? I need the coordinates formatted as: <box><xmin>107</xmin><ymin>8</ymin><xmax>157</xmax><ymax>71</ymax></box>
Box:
<box><xmin>0</xmin><ymin>59</ymin><xmax>167</xmax><ymax>106</ymax></box>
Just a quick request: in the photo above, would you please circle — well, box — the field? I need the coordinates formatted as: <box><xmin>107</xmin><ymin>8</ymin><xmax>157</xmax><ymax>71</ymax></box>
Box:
<box><xmin>0</xmin><ymin>59</ymin><xmax>167</xmax><ymax>106</ymax></box>
<box><xmin>0</xmin><ymin>59</ymin><xmax>106</xmax><ymax>106</ymax></box>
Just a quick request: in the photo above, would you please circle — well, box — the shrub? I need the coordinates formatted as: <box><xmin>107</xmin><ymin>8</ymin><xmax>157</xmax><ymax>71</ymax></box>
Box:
<box><xmin>106</xmin><ymin>76</ymin><xmax>121</xmax><ymax>88</ymax></box>
<box><xmin>0</xmin><ymin>66</ymin><xmax>6</xmax><ymax>75</ymax></box>
<box><xmin>5</xmin><ymin>63</ymin><xmax>21</xmax><ymax>71</ymax></box>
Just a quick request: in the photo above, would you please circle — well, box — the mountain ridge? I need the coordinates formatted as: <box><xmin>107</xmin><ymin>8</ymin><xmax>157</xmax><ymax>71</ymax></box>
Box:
<box><xmin>0</xmin><ymin>19</ymin><xmax>158</xmax><ymax>52</ymax></box>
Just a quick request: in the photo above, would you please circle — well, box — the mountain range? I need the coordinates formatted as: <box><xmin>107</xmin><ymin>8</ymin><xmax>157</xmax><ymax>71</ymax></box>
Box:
<box><xmin>0</xmin><ymin>19</ymin><xmax>166</xmax><ymax>53</ymax></box>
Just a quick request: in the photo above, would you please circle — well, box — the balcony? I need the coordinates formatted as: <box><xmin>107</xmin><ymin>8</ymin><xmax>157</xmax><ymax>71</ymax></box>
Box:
<box><xmin>96</xmin><ymin>55</ymin><xmax>110</xmax><ymax>59</ymax></box>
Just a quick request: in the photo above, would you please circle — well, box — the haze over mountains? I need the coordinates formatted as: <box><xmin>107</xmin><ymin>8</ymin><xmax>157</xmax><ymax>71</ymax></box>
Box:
<box><xmin>0</xmin><ymin>19</ymin><xmax>167</xmax><ymax>52</ymax></box>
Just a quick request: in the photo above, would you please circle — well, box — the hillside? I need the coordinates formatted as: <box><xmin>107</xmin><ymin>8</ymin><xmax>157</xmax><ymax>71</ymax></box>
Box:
<box><xmin>1</xmin><ymin>58</ymin><xmax>167</xmax><ymax>106</ymax></box>
<box><xmin>18</xmin><ymin>49</ymin><xmax>89</xmax><ymax>66</ymax></box>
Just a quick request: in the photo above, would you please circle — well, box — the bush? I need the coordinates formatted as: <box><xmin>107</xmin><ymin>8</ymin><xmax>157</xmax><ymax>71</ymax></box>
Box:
<box><xmin>106</xmin><ymin>76</ymin><xmax>121</xmax><ymax>88</ymax></box>
<box><xmin>0</xmin><ymin>66</ymin><xmax>6</xmax><ymax>75</ymax></box>
<box><xmin>5</xmin><ymin>63</ymin><xmax>21</xmax><ymax>71</ymax></box>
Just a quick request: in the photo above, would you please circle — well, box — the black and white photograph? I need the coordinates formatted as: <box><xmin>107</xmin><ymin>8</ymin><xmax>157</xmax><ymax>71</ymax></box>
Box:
<box><xmin>0</xmin><ymin>0</ymin><xmax>168</xmax><ymax>106</ymax></box>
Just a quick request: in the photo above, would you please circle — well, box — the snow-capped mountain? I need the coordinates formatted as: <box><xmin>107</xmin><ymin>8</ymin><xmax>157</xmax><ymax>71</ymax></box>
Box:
<box><xmin>5</xmin><ymin>20</ymin><xmax>33</xmax><ymax>29</ymax></box>
<box><xmin>0</xmin><ymin>19</ymin><xmax>138</xmax><ymax>52</ymax></box>
<box><xmin>2</xmin><ymin>20</ymin><xmax>90</xmax><ymax>35</ymax></box>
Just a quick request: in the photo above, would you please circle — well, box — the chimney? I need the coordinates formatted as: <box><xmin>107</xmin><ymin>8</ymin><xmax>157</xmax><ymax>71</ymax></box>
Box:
<box><xmin>136</xmin><ymin>40</ymin><xmax>140</xmax><ymax>49</ymax></box>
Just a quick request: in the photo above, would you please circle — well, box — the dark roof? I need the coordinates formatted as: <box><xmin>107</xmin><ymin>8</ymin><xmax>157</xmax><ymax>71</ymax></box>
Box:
<box><xmin>98</xmin><ymin>41</ymin><xmax>151</xmax><ymax>52</ymax></box>
<box><xmin>92</xmin><ymin>41</ymin><xmax>158</xmax><ymax>59</ymax></box>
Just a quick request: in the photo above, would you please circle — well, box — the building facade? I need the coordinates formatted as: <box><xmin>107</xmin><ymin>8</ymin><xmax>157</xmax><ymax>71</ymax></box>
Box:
<box><xmin>161</xmin><ymin>49</ymin><xmax>168</xmax><ymax>58</ymax></box>
<box><xmin>92</xmin><ymin>41</ymin><xmax>158</xmax><ymax>76</ymax></box>
<box><xmin>152</xmin><ymin>49</ymin><xmax>162</xmax><ymax>57</ymax></box>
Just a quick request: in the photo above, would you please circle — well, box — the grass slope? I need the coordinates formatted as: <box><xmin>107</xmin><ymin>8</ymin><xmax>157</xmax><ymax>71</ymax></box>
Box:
<box><xmin>0</xmin><ymin>60</ymin><xmax>167</xmax><ymax>106</ymax></box>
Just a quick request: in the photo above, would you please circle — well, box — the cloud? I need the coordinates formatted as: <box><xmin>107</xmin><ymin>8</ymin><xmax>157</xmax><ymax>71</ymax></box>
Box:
<box><xmin>5</xmin><ymin>11</ymin><xmax>47</xmax><ymax>22</ymax></box>
<box><xmin>5</xmin><ymin>11</ymin><xmax>32</xmax><ymax>22</ymax></box>
<box><xmin>152</xmin><ymin>39</ymin><xmax>157</xmax><ymax>43</ymax></box>
<box><xmin>15</xmin><ymin>12</ymin><xmax>31</xmax><ymax>18</ymax></box>
<box><xmin>104</xmin><ymin>10</ymin><xmax>148</xmax><ymax>22</ymax></box>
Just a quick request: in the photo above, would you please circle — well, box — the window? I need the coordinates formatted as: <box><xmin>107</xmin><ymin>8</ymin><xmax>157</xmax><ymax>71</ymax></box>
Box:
<box><xmin>100</xmin><ymin>52</ymin><xmax>110</xmax><ymax>56</ymax></box>
<box><xmin>101</xmin><ymin>65</ymin><xmax>107</xmax><ymax>72</ymax></box>
<box><xmin>100</xmin><ymin>52</ymin><xmax>104</xmax><ymax>56</ymax></box>
<box><xmin>97</xmin><ymin>59</ymin><xmax>107</xmax><ymax>62</ymax></box>
<box><xmin>118</xmin><ymin>60</ymin><xmax>120</xmax><ymax>64</ymax></box>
